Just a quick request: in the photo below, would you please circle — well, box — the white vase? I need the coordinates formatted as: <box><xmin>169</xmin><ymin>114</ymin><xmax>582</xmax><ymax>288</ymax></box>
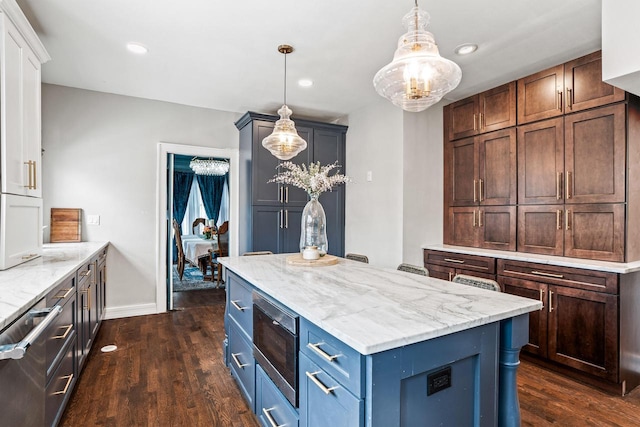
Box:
<box><xmin>299</xmin><ymin>195</ymin><xmax>328</xmax><ymax>255</ymax></box>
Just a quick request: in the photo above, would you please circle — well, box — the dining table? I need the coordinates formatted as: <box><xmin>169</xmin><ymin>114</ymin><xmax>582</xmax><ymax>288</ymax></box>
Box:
<box><xmin>182</xmin><ymin>234</ymin><xmax>219</xmax><ymax>275</ymax></box>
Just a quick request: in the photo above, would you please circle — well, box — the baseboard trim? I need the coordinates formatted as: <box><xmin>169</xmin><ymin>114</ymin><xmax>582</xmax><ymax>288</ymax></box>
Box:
<box><xmin>104</xmin><ymin>303</ymin><xmax>158</xmax><ymax>320</ymax></box>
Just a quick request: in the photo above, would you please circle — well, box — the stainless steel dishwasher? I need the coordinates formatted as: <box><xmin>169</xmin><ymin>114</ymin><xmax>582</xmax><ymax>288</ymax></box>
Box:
<box><xmin>0</xmin><ymin>298</ymin><xmax>62</xmax><ymax>425</ymax></box>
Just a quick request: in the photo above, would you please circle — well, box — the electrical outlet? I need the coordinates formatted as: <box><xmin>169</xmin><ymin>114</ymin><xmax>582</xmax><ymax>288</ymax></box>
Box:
<box><xmin>87</xmin><ymin>214</ymin><xmax>100</xmax><ymax>225</ymax></box>
<box><xmin>366</xmin><ymin>171</ymin><xmax>373</xmax><ymax>182</ymax></box>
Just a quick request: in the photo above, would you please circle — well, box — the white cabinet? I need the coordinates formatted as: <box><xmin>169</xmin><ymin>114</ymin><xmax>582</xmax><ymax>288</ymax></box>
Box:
<box><xmin>0</xmin><ymin>193</ymin><xmax>42</xmax><ymax>269</ymax></box>
<box><xmin>1</xmin><ymin>13</ymin><xmax>43</xmax><ymax>197</ymax></box>
<box><xmin>0</xmin><ymin>1</ymin><xmax>50</xmax><ymax>270</ymax></box>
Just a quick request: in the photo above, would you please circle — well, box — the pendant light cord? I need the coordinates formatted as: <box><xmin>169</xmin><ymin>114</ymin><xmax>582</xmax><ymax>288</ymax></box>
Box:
<box><xmin>283</xmin><ymin>51</ymin><xmax>287</xmax><ymax>106</ymax></box>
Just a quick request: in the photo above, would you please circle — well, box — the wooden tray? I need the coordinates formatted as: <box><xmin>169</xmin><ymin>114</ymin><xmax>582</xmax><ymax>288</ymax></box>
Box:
<box><xmin>286</xmin><ymin>253</ymin><xmax>339</xmax><ymax>266</ymax></box>
<box><xmin>50</xmin><ymin>208</ymin><xmax>82</xmax><ymax>243</ymax></box>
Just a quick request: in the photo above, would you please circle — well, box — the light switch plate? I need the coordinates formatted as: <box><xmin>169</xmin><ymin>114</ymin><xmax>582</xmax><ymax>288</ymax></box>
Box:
<box><xmin>87</xmin><ymin>214</ymin><xmax>100</xmax><ymax>225</ymax></box>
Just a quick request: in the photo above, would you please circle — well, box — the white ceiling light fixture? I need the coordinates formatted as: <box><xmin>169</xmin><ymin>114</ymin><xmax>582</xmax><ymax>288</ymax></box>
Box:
<box><xmin>261</xmin><ymin>44</ymin><xmax>308</xmax><ymax>161</ymax></box>
<box><xmin>126</xmin><ymin>42</ymin><xmax>148</xmax><ymax>54</ymax></box>
<box><xmin>455</xmin><ymin>43</ymin><xmax>478</xmax><ymax>55</ymax></box>
<box><xmin>189</xmin><ymin>158</ymin><xmax>229</xmax><ymax>176</ymax></box>
<box><xmin>298</xmin><ymin>78</ymin><xmax>314</xmax><ymax>88</ymax></box>
<box><xmin>373</xmin><ymin>0</ymin><xmax>462</xmax><ymax>112</ymax></box>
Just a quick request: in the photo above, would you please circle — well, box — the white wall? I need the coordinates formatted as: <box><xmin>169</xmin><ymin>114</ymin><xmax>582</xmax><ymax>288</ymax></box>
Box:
<box><xmin>41</xmin><ymin>84</ymin><xmax>241</xmax><ymax>315</ymax></box>
<box><xmin>345</xmin><ymin>98</ymin><xmax>403</xmax><ymax>268</ymax></box>
<box><xmin>402</xmin><ymin>104</ymin><xmax>444</xmax><ymax>266</ymax></box>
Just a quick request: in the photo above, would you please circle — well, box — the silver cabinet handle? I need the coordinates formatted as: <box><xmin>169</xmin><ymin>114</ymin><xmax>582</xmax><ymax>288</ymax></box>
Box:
<box><xmin>285</xmin><ymin>186</ymin><xmax>289</xmax><ymax>203</ymax></box>
<box><xmin>306</xmin><ymin>371</ymin><xmax>338</xmax><ymax>395</ymax></box>
<box><xmin>231</xmin><ymin>352</ymin><xmax>249</xmax><ymax>369</ymax></box>
<box><xmin>307</xmin><ymin>342</ymin><xmax>339</xmax><ymax>362</ymax></box>
<box><xmin>262</xmin><ymin>408</ymin><xmax>283</xmax><ymax>427</ymax></box>
<box><xmin>279</xmin><ymin>210</ymin><xmax>283</xmax><ymax>229</ymax></box>
<box><xmin>285</xmin><ymin>209</ymin><xmax>288</xmax><ymax>229</ymax></box>
<box><xmin>0</xmin><ymin>305</ymin><xmax>63</xmax><ymax>360</ymax></box>
<box><xmin>230</xmin><ymin>300</ymin><xmax>247</xmax><ymax>312</ymax></box>
<box><xmin>444</xmin><ymin>258</ymin><xmax>465</xmax><ymax>264</ymax></box>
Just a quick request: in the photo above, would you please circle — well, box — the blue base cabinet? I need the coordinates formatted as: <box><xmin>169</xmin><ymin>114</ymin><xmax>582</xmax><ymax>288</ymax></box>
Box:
<box><xmin>256</xmin><ymin>364</ymin><xmax>299</xmax><ymax>427</ymax></box>
<box><xmin>299</xmin><ymin>352</ymin><xmax>364</xmax><ymax>427</ymax></box>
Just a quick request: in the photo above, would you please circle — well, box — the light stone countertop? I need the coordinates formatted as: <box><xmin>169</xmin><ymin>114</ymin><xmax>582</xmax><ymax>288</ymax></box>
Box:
<box><xmin>0</xmin><ymin>242</ymin><xmax>109</xmax><ymax>331</ymax></box>
<box><xmin>423</xmin><ymin>244</ymin><xmax>640</xmax><ymax>274</ymax></box>
<box><xmin>219</xmin><ymin>254</ymin><xmax>542</xmax><ymax>355</ymax></box>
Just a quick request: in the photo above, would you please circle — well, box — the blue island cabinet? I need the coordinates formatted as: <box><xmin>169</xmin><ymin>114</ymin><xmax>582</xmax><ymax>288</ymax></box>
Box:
<box><xmin>299</xmin><ymin>317</ymin><xmax>502</xmax><ymax>427</ymax></box>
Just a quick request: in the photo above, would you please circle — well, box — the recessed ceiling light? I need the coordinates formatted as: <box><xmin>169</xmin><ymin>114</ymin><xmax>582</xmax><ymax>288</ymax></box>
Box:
<box><xmin>127</xmin><ymin>42</ymin><xmax>148</xmax><ymax>54</ymax></box>
<box><xmin>298</xmin><ymin>79</ymin><xmax>313</xmax><ymax>88</ymax></box>
<box><xmin>454</xmin><ymin>43</ymin><xmax>478</xmax><ymax>55</ymax></box>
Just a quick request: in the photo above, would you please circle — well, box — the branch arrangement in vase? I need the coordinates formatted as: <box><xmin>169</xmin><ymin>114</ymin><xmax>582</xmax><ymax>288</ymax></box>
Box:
<box><xmin>269</xmin><ymin>161</ymin><xmax>350</xmax><ymax>199</ymax></box>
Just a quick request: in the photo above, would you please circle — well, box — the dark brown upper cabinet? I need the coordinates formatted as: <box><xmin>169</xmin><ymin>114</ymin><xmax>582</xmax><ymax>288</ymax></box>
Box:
<box><xmin>564</xmin><ymin>51</ymin><xmax>626</xmax><ymax>113</ymax></box>
<box><xmin>447</xmin><ymin>82</ymin><xmax>516</xmax><ymax>141</ymax></box>
<box><xmin>447</xmin><ymin>128</ymin><xmax>517</xmax><ymax>207</ymax></box>
<box><xmin>518</xmin><ymin>51</ymin><xmax>625</xmax><ymax>125</ymax></box>
<box><xmin>517</xmin><ymin>118</ymin><xmax>564</xmax><ymax>205</ymax></box>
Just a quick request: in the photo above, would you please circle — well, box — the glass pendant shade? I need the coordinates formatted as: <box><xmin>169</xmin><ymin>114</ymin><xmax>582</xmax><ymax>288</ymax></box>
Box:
<box><xmin>373</xmin><ymin>6</ymin><xmax>462</xmax><ymax>112</ymax></box>
<box><xmin>262</xmin><ymin>44</ymin><xmax>308</xmax><ymax>160</ymax></box>
<box><xmin>261</xmin><ymin>104</ymin><xmax>307</xmax><ymax>161</ymax></box>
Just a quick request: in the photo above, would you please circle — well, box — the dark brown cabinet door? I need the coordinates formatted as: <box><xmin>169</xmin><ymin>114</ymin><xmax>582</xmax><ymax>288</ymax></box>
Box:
<box><xmin>518</xmin><ymin>205</ymin><xmax>564</xmax><ymax>256</ymax></box>
<box><xmin>479</xmin><ymin>82</ymin><xmax>516</xmax><ymax>133</ymax></box>
<box><xmin>448</xmin><ymin>137</ymin><xmax>477</xmax><ymax>206</ymax></box>
<box><xmin>448</xmin><ymin>207</ymin><xmax>478</xmax><ymax>247</ymax></box>
<box><xmin>517</xmin><ymin>64</ymin><xmax>565</xmax><ymax>124</ymax></box>
<box><xmin>425</xmin><ymin>263</ymin><xmax>455</xmax><ymax>281</ymax></box>
<box><xmin>477</xmin><ymin>128</ymin><xmax>516</xmax><ymax>205</ymax></box>
<box><xmin>479</xmin><ymin>206</ymin><xmax>516</xmax><ymax>251</ymax></box>
<box><xmin>564</xmin><ymin>51</ymin><xmax>626</xmax><ymax>113</ymax></box>
<box><xmin>517</xmin><ymin>118</ymin><xmax>564</xmax><ymax>205</ymax></box>
<box><xmin>447</xmin><ymin>96</ymin><xmax>478</xmax><ymax>141</ymax></box>
<box><xmin>564</xmin><ymin>104</ymin><xmax>626</xmax><ymax>204</ymax></box>
<box><xmin>564</xmin><ymin>203</ymin><xmax>625</xmax><ymax>262</ymax></box>
<box><xmin>500</xmin><ymin>277</ymin><xmax>548</xmax><ymax>357</ymax></box>
<box><xmin>548</xmin><ymin>285</ymin><xmax>618</xmax><ymax>382</ymax></box>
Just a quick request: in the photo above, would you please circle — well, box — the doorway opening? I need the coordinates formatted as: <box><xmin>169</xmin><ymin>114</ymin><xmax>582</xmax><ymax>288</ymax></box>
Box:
<box><xmin>156</xmin><ymin>143</ymin><xmax>239</xmax><ymax>312</ymax></box>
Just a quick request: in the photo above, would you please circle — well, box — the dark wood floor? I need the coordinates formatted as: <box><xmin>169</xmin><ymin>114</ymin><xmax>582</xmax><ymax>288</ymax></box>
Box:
<box><xmin>61</xmin><ymin>288</ymin><xmax>640</xmax><ymax>426</ymax></box>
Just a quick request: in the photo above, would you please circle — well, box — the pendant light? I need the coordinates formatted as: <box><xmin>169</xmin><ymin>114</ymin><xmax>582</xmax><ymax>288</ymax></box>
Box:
<box><xmin>262</xmin><ymin>45</ymin><xmax>308</xmax><ymax>161</ymax></box>
<box><xmin>373</xmin><ymin>0</ymin><xmax>462</xmax><ymax>112</ymax></box>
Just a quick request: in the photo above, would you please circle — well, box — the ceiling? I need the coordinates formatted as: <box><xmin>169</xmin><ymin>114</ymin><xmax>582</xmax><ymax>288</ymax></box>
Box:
<box><xmin>17</xmin><ymin>0</ymin><xmax>602</xmax><ymax>123</ymax></box>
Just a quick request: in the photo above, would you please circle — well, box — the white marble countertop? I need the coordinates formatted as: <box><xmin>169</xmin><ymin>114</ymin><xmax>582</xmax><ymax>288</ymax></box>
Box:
<box><xmin>0</xmin><ymin>242</ymin><xmax>109</xmax><ymax>331</ymax></box>
<box><xmin>219</xmin><ymin>254</ymin><xmax>541</xmax><ymax>355</ymax></box>
<box><xmin>423</xmin><ymin>244</ymin><xmax>640</xmax><ymax>274</ymax></box>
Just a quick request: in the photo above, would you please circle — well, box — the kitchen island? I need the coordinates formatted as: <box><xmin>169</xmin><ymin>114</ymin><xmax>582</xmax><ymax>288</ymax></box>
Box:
<box><xmin>219</xmin><ymin>254</ymin><xmax>541</xmax><ymax>427</ymax></box>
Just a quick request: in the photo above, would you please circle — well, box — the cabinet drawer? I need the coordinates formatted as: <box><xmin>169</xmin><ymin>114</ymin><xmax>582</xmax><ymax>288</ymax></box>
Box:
<box><xmin>45</xmin><ymin>339</ymin><xmax>77</xmax><ymax>427</ymax></box>
<box><xmin>299</xmin><ymin>352</ymin><xmax>363</xmax><ymax>427</ymax></box>
<box><xmin>228</xmin><ymin>321</ymin><xmax>255</xmax><ymax>411</ymax></box>
<box><xmin>76</xmin><ymin>261</ymin><xmax>93</xmax><ymax>289</ymax></box>
<box><xmin>45</xmin><ymin>295</ymin><xmax>76</xmax><ymax>380</ymax></box>
<box><xmin>300</xmin><ymin>318</ymin><xmax>364</xmax><ymax>398</ymax></box>
<box><xmin>256</xmin><ymin>364</ymin><xmax>298</xmax><ymax>427</ymax></box>
<box><xmin>227</xmin><ymin>272</ymin><xmax>253</xmax><ymax>339</ymax></box>
<box><xmin>46</xmin><ymin>275</ymin><xmax>75</xmax><ymax>307</ymax></box>
<box><xmin>423</xmin><ymin>249</ymin><xmax>496</xmax><ymax>274</ymax></box>
<box><xmin>498</xmin><ymin>259</ymin><xmax>618</xmax><ymax>294</ymax></box>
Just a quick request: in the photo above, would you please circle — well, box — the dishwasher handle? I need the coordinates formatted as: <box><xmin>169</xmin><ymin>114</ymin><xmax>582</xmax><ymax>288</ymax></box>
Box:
<box><xmin>0</xmin><ymin>305</ymin><xmax>63</xmax><ymax>360</ymax></box>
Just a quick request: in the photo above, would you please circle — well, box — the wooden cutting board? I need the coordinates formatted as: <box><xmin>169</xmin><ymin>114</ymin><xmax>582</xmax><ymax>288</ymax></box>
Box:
<box><xmin>50</xmin><ymin>208</ymin><xmax>82</xmax><ymax>242</ymax></box>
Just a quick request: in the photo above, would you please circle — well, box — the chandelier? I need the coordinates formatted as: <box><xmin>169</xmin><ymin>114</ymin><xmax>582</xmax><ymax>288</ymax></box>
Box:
<box><xmin>189</xmin><ymin>158</ymin><xmax>229</xmax><ymax>176</ymax></box>
<box><xmin>261</xmin><ymin>44</ymin><xmax>308</xmax><ymax>161</ymax></box>
<box><xmin>373</xmin><ymin>0</ymin><xmax>462</xmax><ymax>112</ymax></box>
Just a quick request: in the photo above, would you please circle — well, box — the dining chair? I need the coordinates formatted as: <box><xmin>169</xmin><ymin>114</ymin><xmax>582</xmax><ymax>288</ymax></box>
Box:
<box><xmin>452</xmin><ymin>274</ymin><xmax>501</xmax><ymax>292</ymax></box>
<box><xmin>172</xmin><ymin>219</ymin><xmax>186</xmax><ymax>281</ymax></box>
<box><xmin>397</xmin><ymin>263</ymin><xmax>429</xmax><ymax>276</ymax></box>
<box><xmin>192</xmin><ymin>217</ymin><xmax>206</xmax><ymax>235</ymax></box>
<box><xmin>345</xmin><ymin>253</ymin><xmax>369</xmax><ymax>263</ymax></box>
<box><xmin>207</xmin><ymin>221</ymin><xmax>229</xmax><ymax>284</ymax></box>
<box><xmin>242</xmin><ymin>251</ymin><xmax>273</xmax><ymax>256</ymax></box>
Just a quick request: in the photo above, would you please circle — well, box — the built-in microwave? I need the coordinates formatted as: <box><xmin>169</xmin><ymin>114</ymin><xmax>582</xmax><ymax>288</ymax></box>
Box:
<box><xmin>252</xmin><ymin>292</ymin><xmax>299</xmax><ymax>407</ymax></box>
